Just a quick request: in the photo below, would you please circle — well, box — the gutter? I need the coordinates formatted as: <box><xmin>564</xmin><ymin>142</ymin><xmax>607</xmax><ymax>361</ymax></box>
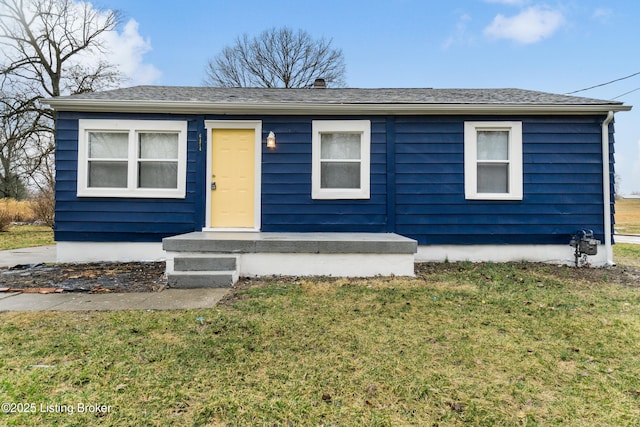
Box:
<box><xmin>42</xmin><ymin>99</ymin><xmax>632</xmax><ymax>116</ymax></box>
<box><xmin>602</xmin><ymin>111</ymin><xmax>615</xmax><ymax>266</ymax></box>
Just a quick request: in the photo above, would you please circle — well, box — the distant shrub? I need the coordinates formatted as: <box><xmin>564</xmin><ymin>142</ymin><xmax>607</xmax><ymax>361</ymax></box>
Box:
<box><xmin>30</xmin><ymin>190</ymin><xmax>55</xmax><ymax>228</ymax></box>
<box><xmin>0</xmin><ymin>206</ymin><xmax>11</xmax><ymax>231</ymax></box>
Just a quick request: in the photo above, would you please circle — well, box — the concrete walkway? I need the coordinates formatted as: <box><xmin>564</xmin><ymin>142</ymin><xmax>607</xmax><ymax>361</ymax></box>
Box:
<box><xmin>0</xmin><ymin>245</ymin><xmax>57</xmax><ymax>267</ymax></box>
<box><xmin>616</xmin><ymin>234</ymin><xmax>640</xmax><ymax>244</ymax></box>
<box><xmin>0</xmin><ymin>288</ymin><xmax>229</xmax><ymax>311</ymax></box>
<box><xmin>0</xmin><ymin>245</ymin><xmax>229</xmax><ymax>312</ymax></box>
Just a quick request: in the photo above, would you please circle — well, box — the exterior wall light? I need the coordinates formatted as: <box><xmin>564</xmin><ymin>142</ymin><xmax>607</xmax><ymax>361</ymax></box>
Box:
<box><xmin>266</xmin><ymin>131</ymin><xmax>276</xmax><ymax>149</ymax></box>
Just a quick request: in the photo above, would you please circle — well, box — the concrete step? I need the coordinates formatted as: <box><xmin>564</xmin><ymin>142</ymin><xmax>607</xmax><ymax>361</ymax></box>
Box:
<box><xmin>163</xmin><ymin>232</ymin><xmax>418</xmax><ymax>254</ymax></box>
<box><xmin>163</xmin><ymin>232</ymin><xmax>419</xmax><ymax>281</ymax></box>
<box><xmin>174</xmin><ymin>256</ymin><xmax>236</xmax><ymax>272</ymax></box>
<box><xmin>168</xmin><ymin>271</ymin><xmax>238</xmax><ymax>289</ymax></box>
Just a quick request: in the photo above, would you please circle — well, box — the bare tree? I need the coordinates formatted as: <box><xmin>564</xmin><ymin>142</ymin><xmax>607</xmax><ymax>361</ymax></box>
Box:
<box><xmin>204</xmin><ymin>27</ymin><xmax>346</xmax><ymax>88</ymax></box>
<box><xmin>0</xmin><ymin>0</ymin><xmax>121</xmax><ymax>196</ymax></box>
<box><xmin>0</xmin><ymin>0</ymin><xmax>121</xmax><ymax>101</ymax></box>
<box><xmin>0</xmin><ymin>84</ymin><xmax>47</xmax><ymax>197</ymax></box>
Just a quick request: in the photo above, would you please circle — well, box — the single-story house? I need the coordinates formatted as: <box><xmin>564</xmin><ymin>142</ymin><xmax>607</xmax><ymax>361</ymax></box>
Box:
<box><xmin>45</xmin><ymin>86</ymin><xmax>631</xmax><ymax>285</ymax></box>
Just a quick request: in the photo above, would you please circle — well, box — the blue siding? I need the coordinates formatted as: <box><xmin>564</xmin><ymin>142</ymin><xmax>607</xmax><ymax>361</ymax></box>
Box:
<box><xmin>260</xmin><ymin>116</ymin><xmax>388</xmax><ymax>233</ymax></box>
<box><xmin>55</xmin><ymin>111</ymin><xmax>613</xmax><ymax>246</ymax></box>
<box><xmin>54</xmin><ymin>112</ymin><xmax>203</xmax><ymax>242</ymax></box>
<box><xmin>394</xmin><ymin>115</ymin><xmax>609</xmax><ymax>245</ymax></box>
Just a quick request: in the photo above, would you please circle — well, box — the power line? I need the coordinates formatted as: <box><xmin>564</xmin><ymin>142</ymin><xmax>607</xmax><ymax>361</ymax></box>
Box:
<box><xmin>565</xmin><ymin>71</ymin><xmax>640</xmax><ymax>95</ymax></box>
<box><xmin>612</xmin><ymin>87</ymin><xmax>640</xmax><ymax>100</ymax></box>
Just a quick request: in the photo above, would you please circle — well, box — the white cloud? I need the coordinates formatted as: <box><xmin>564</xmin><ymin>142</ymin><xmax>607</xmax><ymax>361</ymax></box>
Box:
<box><xmin>592</xmin><ymin>8</ymin><xmax>613</xmax><ymax>23</ymax></box>
<box><xmin>99</xmin><ymin>19</ymin><xmax>162</xmax><ymax>85</ymax></box>
<box><xmin>65</xmin><ymin>1</ymin><xmax>161</xmax><ymax>86</ymax></box>
<box><xmin>484</xmin><ymin>6</ymin><xmax>565</xmax><ymax>44</ymax></box>
<box><xmin>442</xmin><ymin>13</ymin><xmax>474</xmax><ymax>49</ymax></box>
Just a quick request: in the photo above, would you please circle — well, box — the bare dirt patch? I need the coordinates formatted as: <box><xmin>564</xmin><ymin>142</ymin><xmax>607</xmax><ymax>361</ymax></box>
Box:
<box><xmin>0</xmin><ymin>262</ymin><xmax>167</xmax><ymax>293</ymax></box>
<box><xmin>416</xmin><ymin>261</ymin><xmax>640</xmax><ymax>287</ymax></box>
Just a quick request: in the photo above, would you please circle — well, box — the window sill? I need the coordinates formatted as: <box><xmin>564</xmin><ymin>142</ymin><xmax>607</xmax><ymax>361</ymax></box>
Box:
<box><xmin>312</xmin><ymin>189</ymin><xmax>370</xmax><ymax>200</ymax></box>
<box><xmin>465</xmin><ymin>193</ymin><xmax>523</xmax><ymax>201</ymax></box>
<box><xmin>77</xmin><ymin>189</ymin><xmax>186</xmax><ymax>199</ymax></box>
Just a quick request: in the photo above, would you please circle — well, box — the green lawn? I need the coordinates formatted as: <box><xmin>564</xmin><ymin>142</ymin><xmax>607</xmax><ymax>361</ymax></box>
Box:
<box><xmin>614</xmin><ymin>243</ymin><xmax>640</xmax><ymax>268</ymax></box>
<box><xmin>1</xmin><ymin>263</ymin><xmax>639</xmax><ymax>426</ymax></box>
<box><xmin>0</xmin><ymin>224</ymin><xmax>54</xmax><ymax>251</ymax></box>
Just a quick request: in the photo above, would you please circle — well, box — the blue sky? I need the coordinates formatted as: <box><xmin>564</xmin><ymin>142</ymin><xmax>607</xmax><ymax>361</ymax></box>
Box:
<box><xmin>97</xmin><ymin>0</ymin><xmax>639</xmax><ymax>194</ymax></box>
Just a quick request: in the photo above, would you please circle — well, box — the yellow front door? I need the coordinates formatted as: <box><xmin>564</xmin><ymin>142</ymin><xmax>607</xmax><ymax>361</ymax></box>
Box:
<box><xmin>210</xmin><ymin>128</ymin><xmax>255</xmax><ymax>228</ymax></box>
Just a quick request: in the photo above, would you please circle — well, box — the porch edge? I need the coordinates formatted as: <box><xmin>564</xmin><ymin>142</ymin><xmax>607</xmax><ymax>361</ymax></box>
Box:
<box><xmin>162</xmin><ymin>232</ymin><xmax>418</xmax><ymax>254</ymax></box>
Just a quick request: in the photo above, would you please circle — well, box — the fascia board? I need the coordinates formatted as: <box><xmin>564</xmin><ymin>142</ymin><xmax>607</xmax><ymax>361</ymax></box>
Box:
<box><xmin>44</xmin><ymin>99</ymin><xmax>633</xmax><ymax>115</ymax></box>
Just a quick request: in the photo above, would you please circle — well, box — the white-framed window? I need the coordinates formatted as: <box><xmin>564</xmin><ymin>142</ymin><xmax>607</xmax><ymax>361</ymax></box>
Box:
<box><xmin>464</xmin><ymin>121</ymin><xmax>523</xmax><ymax>200</ymax></box>
<box><xmin>77</xmin><ymin>119</ymin><xmax>188</xmax><ymax>198</ymax></box>
<box><xmin>312</xmin><ymin>120</ymin><xmax>371</xmax><ymax>200</ymax></box>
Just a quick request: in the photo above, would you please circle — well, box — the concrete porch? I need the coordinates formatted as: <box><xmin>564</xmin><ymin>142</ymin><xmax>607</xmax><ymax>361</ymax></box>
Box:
<box><xmin>163</xmin><ymin>232</ymin><xmax>418</xmax><ymax>288</ymax></box>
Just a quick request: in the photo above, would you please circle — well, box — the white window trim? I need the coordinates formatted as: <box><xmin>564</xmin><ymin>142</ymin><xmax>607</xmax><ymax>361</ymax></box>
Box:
<box><xmin>312</xmin><ymin>120</ymin><xmax>371</xmax><ymax>200</ymax></box>
<box><xmin>464</xmin><ymin>121</ymin><xmax>523</xmax><ymax>201</ymax></box>
<box><xmin>77</xmin><ymin>119</ymin><xmax>188</xmax><ymax>198</ymax></box>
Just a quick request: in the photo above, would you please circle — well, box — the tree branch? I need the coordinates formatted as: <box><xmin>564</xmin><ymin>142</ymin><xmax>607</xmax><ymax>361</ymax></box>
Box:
<box><xmin>204</xmin><ymin>27</ymin><xmax>346</xmax><ymax>88</ymax></box>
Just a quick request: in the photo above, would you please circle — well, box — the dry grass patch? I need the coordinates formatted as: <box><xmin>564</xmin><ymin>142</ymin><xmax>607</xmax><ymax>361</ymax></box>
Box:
<box><xmin>616</xmin><ymin>198</ymin><xmax>640</xmax><ymax>235</ymax></box>
<box><xmin>0</xmin><ymin>196</ymin><xmax>54</xmax><ymax>232</ymax></box>
<box><xmin>0</xmin><ymin>198</ymin><xmax>36</xmax><ymax>223</ymax></box>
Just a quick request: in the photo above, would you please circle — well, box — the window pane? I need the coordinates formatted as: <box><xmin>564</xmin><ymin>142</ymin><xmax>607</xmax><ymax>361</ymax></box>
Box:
<box><xmin>477</xmin><ymin>131</ymin><xmax>509</xmax><ymax>161</ymax></box>
<box><xmin>89</xmin><ymin>132</ymin><xmax>128</xmax><ymax>159</ymax></box>
<box><xmin>320</xmin><ymin>133</ymin><xmax>361</xmax><ymax>159</ymax></box>
<box><xmin>477</xmin><ymin>164</ymin><xmax>509</xmax><ymax>193</ymax></box>
<box><xmin>139</xmin><ymin>133</ymin><xmax>179</xmax><ymax>159</ymax></box>
<box><xmin>138</xmin><ymin>161</ymin><xmax>178</xmax><ymax>189</ymax></box>
<box><xmin>321</xmin><ymin>162</ymin><xmax>361</xmax><ymax>189</ymax></box>
<box><xmin>88</xmin><ymin>161</ymin><xmax>128</xmax><ymax>188</ymax></box>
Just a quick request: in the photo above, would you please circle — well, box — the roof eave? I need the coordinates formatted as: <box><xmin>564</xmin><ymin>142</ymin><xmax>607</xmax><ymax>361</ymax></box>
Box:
<box><xmin>43</xmin><ymin>99</ymin><xmax>632</xmax><ymax>115</ymax></box>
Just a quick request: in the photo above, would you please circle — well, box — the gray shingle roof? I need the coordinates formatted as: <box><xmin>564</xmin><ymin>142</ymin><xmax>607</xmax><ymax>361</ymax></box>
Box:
<box><xmin>45</xmin><ymin>85</ymin><xmax>631</xmax><ymax>114</ymax></box>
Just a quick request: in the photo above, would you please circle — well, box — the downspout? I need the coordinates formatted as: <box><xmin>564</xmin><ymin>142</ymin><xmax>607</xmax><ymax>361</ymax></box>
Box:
<box><xmin>602</xmin><ymin>111</ymin><xmax>615</xmax><ymax>266</ymax></box>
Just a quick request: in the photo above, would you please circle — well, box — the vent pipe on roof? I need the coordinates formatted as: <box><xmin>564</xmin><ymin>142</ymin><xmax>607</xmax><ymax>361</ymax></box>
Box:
<box><xmin>313</xmin><ymin>78</ymin><xmax>327</xmax><ymax>89</ymax></box>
